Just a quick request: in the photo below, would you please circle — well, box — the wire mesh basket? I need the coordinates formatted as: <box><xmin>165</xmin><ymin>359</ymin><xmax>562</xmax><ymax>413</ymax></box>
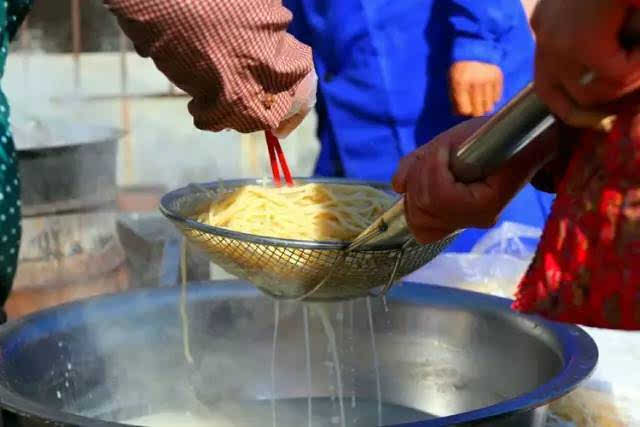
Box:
<box><xmin>160</xmin><ymin>178</ymin><xmax>455</xmax><ymax>301</ymax></box>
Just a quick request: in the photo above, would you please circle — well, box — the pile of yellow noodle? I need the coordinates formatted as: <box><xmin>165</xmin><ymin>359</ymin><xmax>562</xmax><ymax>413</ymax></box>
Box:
<box><xmin>196</xmin><ymin>183</ymin><xmax>394</xmax><ymax>241</ymax></box>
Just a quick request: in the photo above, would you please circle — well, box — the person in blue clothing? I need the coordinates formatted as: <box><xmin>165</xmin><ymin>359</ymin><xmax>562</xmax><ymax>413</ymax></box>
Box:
<box><xmin>283</xmin><ymin>0</ymin><xmax>553</xmax><ymax>252</ymax></box>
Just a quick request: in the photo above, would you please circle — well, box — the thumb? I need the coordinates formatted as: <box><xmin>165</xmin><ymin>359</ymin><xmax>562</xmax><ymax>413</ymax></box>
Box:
<box><xmin>393</xmin><ymin>117</ymin><xmax>488</xmax><ymax>193</ymax></box>
<box><xmin>271</xmin><ymin>69</ymin><xmax>318</xmax><ymax>139</ymax></box>
<box><xmin>392</xmin><ymin>152</ymin><xmax>421</xmax><ymax>193</ymax></box>
<box><xmin>271</xmin><ymin>108</ymin><xmax>308</xmax><ymax>139</ymax></box>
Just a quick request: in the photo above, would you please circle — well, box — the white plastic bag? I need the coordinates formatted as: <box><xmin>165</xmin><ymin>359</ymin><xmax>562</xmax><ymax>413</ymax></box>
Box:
<box><xmin>405</xmin><ymin>221</ymin><xmax>640</xmax><ymax>426</ymax></box>
<box><xmin>404</xmin><ymin>222</ymin><xmax>540</xmax><ymax>297</ymax></box>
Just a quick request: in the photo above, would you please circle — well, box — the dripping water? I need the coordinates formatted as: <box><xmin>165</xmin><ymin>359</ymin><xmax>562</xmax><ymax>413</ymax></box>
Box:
<box><xmin>367</xmin><ymin>298</ymin><xmax>382</xmax><ymax>425</ymax></box>
<box><xmin>303</xmin><ymin>305</ymin><xmax>313</xmax><ymax>427</ymax></box>
<box><xmin>314</xmin><ymin>304</ymin><xmax>346</xmax><ymax>427</ymax></box>
<box><xmin>271</xmin><ymin>301</ymin><xmax>280</xmax><ymax>427</ymax></box>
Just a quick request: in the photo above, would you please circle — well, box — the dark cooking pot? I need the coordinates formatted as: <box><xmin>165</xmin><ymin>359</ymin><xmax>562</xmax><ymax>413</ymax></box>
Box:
<box><xmin>0</xmin><ymin>281</ymin><xmax>596</xmax><ymax>426</ymax></box>
<box><xmin>13</xmin><ymin>120</ymin><xmax>123</xmax><ymax>216</ymax></box>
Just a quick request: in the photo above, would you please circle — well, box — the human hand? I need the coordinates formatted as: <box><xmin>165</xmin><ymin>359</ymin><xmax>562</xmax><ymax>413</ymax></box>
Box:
<box><xmin>532</xmin><ymin>0</ymin><xmax>640</xmax><ymax>127</ymax></box>
<box><xmin>272</xmin><ymin>69</ymin><xmax>318</xmax><ymax>138</ymax></box>
<box><xmin>392</xmin><ymin>118</ymin><xmax>558</xmax><ymax>244</ymax></box>
<box><xmin>449</xmin><ymin>61</ymin><xmax>504</xmax><ymax>117</ymax></box>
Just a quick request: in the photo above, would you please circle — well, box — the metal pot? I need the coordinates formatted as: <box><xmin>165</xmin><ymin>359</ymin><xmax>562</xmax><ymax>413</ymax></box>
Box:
<box><xmin>13</xmin><ymin>119</ymin><xmax>123</xmax><ymax>216</ymax></box>
<box><xmin>0</xmin><ymin>281</ymin><xmax>596</xmax><ymax>426</ymax></box>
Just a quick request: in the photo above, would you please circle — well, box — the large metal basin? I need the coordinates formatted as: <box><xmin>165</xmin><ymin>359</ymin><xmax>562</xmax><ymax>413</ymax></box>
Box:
<box><xmin>14</xmin><ymin>120</ymin><xmax>122</xmax><ymax>216</ymax></box>
<box><xmin>0</xmin><ymin>281</ymin><xmax>596</xmax><ymax>426</ymax></box>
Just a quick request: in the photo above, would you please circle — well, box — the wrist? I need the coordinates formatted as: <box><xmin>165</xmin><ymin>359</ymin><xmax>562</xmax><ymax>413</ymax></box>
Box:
<box><xmin>451</xmin><ymin>37</ymin><xmax>503</xmax><ymax>67</ymax></box>
<box><xmin>283</xmin><ymin>69</ymin><xmax>317</xmax><ymax>121</ymax></box>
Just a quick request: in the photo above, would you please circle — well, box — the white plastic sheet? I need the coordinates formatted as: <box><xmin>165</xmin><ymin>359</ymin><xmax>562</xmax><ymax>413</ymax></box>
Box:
<box><xmin>404</xmin><ymin>222</ymin><xmax>540</xmax><ymax>298</ymax></box>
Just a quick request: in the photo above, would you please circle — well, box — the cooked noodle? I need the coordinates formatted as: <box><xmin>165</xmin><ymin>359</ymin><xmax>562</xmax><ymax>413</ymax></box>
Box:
<box><xmin>180</xmin><ymin>239</ymin><xmax>194</xmax><ymax>364</ymax></box>
<box><xmin>196</xmin><ymin>183</ymin><xmax>394</xmax><ymax>242</ymax></box>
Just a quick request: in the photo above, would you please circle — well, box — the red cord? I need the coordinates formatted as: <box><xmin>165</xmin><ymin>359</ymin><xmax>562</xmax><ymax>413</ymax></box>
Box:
<box><xmin>265</xmin><ymin>131</ymin><xmax>293</xmax><ymax>187</ymax></box>
<box><xmin>272</xmin><ymin>138</ymin><xmax>293</xmax><ymax>186</ymax></box>
<box><xmin>265</xmin><ymin>131</ymin><xmax>281</xmax><ymax>187</ymax></box>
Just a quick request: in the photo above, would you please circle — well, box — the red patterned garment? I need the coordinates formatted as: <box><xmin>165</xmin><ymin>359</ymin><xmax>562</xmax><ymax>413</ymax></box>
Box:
<box><xmin>103</xmin><ymin>0</ymin><xmax>312</xmax><ymax>133</ymax></box>
<box><xmin>514</xmin><ymin>107</ymin><xmax>640</xmax><ymax>329</ymax></box>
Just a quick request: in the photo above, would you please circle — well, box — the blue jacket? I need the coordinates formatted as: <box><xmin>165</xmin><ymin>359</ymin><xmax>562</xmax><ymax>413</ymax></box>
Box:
<box><xmin>285</xmin><ymin>0</ymin><xmax>554</xmax><ymax>252</ymax></box>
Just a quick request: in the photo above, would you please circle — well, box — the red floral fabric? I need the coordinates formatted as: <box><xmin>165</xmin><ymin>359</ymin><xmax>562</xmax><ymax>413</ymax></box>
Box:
<box><xmin>514</xmin><ymin>108</ymin><xmax>640</xmax><ymax>330</ymax></box>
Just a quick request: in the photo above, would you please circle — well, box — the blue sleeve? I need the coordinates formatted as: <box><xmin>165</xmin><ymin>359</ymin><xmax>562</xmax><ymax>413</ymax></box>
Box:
<box><xmin>282</xmin><ymin>0</ymin><xmax>306</xmax><ymax>43</ymax></box>
<box><xmin>448</xmin><ymin>0</ymin><xmax>517</xmax><ymax>65</ymax></box>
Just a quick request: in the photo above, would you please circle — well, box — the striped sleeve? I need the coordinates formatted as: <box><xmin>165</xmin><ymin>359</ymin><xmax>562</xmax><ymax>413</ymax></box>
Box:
<box><xmin>103</xmin><ymin>0</ymin><xmax>313</xmax><ymax>133</ymax></box>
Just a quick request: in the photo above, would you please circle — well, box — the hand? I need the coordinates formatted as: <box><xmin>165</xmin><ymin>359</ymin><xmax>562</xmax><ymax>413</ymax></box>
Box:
<box><xmin>532</xmin><ymin>0</ymin><xmax>640</xmax><ymax>127</ymax></box>
<box><xmin>392</xmin><ymin>118</ymin><xmax>558</xmax><ymax>244</ymax></box>
<box><xmin>449</xmin><ymin>61</ymin><xmax>504</xmax><ymax>117</ymax></box>
<box><xmin>272</xmin><ymin>69</ymin><xmax>318</xmax><ymax>138</ymax></box>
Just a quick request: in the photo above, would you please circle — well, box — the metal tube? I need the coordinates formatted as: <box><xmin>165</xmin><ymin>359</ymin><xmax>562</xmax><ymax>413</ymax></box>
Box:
<box><xmin>450</xmin><ymin>84</ymin><xmax>554</xmax><ymax>183</ymax></box>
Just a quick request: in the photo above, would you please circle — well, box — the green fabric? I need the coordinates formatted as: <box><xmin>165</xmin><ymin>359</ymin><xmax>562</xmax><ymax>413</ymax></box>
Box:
<box><xmin>0</xmin><ymin>0</ymin><xmax>31</xmax><ymax>306</ymax></box>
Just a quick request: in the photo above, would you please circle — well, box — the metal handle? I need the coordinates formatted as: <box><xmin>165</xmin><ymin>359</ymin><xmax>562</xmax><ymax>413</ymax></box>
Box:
<box><xmin>350</xmin><ymin>83</ymin><xmax>553</xmax><ymax>249</ymax></box>
<box><xmin>348</xmin><ymin>199</ymin><xmax>408</xmax><ymax>250</ymax></box>
<box><xmin>450</xmin><ymin>85</ymin><xmax>553</xmax><ymax>183</ymax></box>
<box><xmin>451</xmin><ymin>8</ymin><xmax>640</xmax><ymax>183</ymax></box>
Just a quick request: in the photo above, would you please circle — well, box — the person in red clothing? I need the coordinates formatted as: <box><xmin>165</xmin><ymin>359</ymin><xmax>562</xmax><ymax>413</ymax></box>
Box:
<box><xmin>393</xmin><ymin>0</ymin><xmax>640</xmax><ymax>244</ymax></box>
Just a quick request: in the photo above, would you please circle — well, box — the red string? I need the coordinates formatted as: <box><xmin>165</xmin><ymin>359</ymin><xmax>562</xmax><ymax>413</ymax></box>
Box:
<box><xmin>265</xmin><ymin>131</ymin><xmax>281</xmax><ymax>187</ymax></box>
<box><xmin>265</xmin><ymin>131</ymin><xmax>293</xmax><ymax>187</ymax></box>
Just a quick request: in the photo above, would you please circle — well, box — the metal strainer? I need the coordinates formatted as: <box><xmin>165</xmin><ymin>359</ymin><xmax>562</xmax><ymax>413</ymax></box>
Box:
<box><xmin>160</xmin><ymin>178</ymin><xmax>454</xmax><ymax>301</ymax></box>
<box><xmin>160</xmin><ymin>84</ymin><xmax>559</xmax><ymax>301</ymax></box>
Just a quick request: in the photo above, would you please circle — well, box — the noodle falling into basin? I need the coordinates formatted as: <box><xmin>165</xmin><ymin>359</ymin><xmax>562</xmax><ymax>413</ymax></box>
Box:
<box><xmin>195</xmin><ymin>183</ymin><xmax>395</xmax><ymax>242</ymax></box>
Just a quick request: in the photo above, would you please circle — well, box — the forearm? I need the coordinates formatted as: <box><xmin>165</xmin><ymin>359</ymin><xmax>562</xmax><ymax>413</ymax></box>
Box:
<box><xmin>103</xmin><ymin>0</ymin><xmax>313</xmax><ymax>133</ymax></box>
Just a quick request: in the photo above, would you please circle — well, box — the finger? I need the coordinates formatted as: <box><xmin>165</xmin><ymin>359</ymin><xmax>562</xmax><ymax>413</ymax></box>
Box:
<box><xmin>451</xmin><ymin>84</ymin><xmax>472</xmax><ymax>116</ymax></box>
<box><xmin>529</xmin><ymin>0</ymin><xmax>546</xmax><ymax>35</ymax></box>
<box><xmin>583</xmin><ymin>43</ymin><xmax>640</xmax><ymax>85</ymax></box>
<box><xmin>535</xmin><ymin>49</ymin><xmax>576</xmax><ymax>120</ymax></box>
<box><xmin>420</xmin><ymin>137</ymin><xmax>494</xmax><ymax>225</ymax></box>
<box><xmin>493</xmin><ymin>72</ymin><xmax>503</xmax><ymax>105</ymax></box>
<box><xmin>404</xmin><ymin>117</ymin><xmax>488</xmax><ymax>219</ymax></box>
<box><xmin>479</xmin><ymin>130</ymin><xmax>558</xmax><ymax>210</ymax></box>
<box><xmin>470</xmin><ymin>83</ymin><xmax>484</xmax><ymax>117</ymax></box>
<box><xmin>272</xmin><ymin>108</ymin><xmax>309</xmax><ymax>138</ymax></box>
<box><xmin>404</xmin><ymin>170</ymin><xmax>460</xmax><ymax>242</ymax></box>
<box><xmin>392</xmin><ymin>151</ymin><xmax>422</xmax><ymax>193</ymax></box>
<box><xmin>482</xmin><ymin>81</ymin><xmax>494</xmax><ymax>114</ymax></box>
<box><xmin>561</xmin><ymin>62</ymin><xmax>640</xmax><ymax>107</ymax></box>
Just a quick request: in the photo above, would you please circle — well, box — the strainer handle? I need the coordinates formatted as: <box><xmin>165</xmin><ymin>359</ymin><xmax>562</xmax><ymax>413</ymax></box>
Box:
<box><xmin>449</xmin><ymin>84</ymin><xmax>555</xmax><ymax>183</ymax></box>
<box><xmin>348</xmin><ymin>86</ymin><xmax>552</xmax><ymax>250</ymax></box>
<box><xmin>349</xmin><ymin>85</ymin><xmax>553</xmax><ymax>250</ymax></box>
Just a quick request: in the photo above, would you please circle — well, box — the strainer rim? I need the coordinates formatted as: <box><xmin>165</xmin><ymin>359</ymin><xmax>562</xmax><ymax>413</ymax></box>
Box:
<box><xmin>159</xmin><ymin>177</ymin><xmax>406</xmax><ymax>250</ymax></box>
